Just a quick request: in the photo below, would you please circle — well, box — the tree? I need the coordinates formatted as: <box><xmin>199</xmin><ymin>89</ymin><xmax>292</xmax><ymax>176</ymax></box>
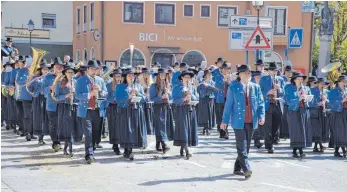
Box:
<box><xmin>312</xmin><ymin>1</ymin><xmax>347</xmax><ymax>73</ymax></box>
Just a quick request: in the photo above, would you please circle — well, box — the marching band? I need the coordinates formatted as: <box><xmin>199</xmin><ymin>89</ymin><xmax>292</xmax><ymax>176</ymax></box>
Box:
<box><xmin>1</xmin><ymin>43</ymin><xmax>347</xmax><ymax>179</ymax></box>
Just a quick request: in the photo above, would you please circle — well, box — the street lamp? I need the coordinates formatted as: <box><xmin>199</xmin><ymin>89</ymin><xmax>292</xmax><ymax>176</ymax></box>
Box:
<box><xmin>129</xmin><ymin>43</ymin><xmax>135</xmax><ymax>67</ymax></box>
<box><xmin>252</xmin><ymin>1</ymin><xmax>264</xmax><ymax>60</ymax></box>
<box><xmin>27</xmin><ymin>19</ymin><xmax>35</xmax><ymax>55</ymax></box>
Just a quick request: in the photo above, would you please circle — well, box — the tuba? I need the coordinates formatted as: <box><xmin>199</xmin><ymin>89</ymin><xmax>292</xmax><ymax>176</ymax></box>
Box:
<box><xmin>321</xmin><ymin>62</ymin><xmax>341</xmax><ymax>85</ymax></box>
<box><xmin>29</xmin><ymin>47</ymin><xmax>48</xmax><ymax>77</ymax></box>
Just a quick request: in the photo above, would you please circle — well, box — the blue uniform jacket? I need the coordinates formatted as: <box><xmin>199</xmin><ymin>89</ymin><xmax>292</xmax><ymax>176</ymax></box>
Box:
<box><xmin>284</xmin><ymin>84</ymin><xmax>313</xmax><ymax>111</ymax></box>
<box><xmin>43</xmin><ymin>74</ymin><xmax>58</xmax><ymax>112</ymax></box>
<box><xmin>149</xmin><ymin>84</ymin><xmax>172</xmax><ymax>104</ymax></box>
<box><xmin>15</xmin><ymin>68</ymin><xmax>32</xmax><ymax>101</ymax></box>
<box><xmin>197</xmin><ymin>80</ymin><xmax>216</xmax><ymax>99</ymax></box>
<box><xmin>222</xmin><ymin>81</ymin><xmax>265</xmax><ymax>129</ymax></box>
<box><xmin>26</xmin><ymin>75</ymin><xmax>44</xmax><ymax>98</ymax></box>
<box><xmin>310</xmin><ymin>87</ymin><xmax>329</xmax><ymax>109</ymax></box>
<box><xmin>115</xmin><ymin>83</ymin><xmax>146</xmax><ymax>108</ymax></box>
<box><xmin>55</xmin><ymin>81</ymin><xmax>74</xmax><ymax>104</ymax></box>
<box><xmin>75</xmin><ymin>75</ymin><xmax>108</xmax><ymax>118</ymax></box>
<box><xmin>106</xmin><ymin>81</ymin><xmax>119</xmax><ymax>106</ymax></box>
<box><xmin>259</xmin><ymin>75</ymin><xmax>285</xmax><ymax>111</ymax></box>
<box><xmin>172</xmin><ymin>84</ymin><xmax>198</xmax><ymax>105</ymax></box>
<box><xmin>171</xmin><ymin>71</ymin><xmax>181</xmax><ymax>88</ymax></box>
<box><xmin>213</xmin><ymin>70</ymin><xmax>227</xmax><ymax>103</ymax></box>
<box><xmin>327</xmin><ymin>87</ymin><xmax>345</xmax><ymax>112</ymax></box>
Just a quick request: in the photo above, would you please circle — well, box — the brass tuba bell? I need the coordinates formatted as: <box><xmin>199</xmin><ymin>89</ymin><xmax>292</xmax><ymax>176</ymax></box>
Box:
<box><xmin>321</xmin><ymin>62</ymin><xmax>341</xmax><ymax>84</ymax></box>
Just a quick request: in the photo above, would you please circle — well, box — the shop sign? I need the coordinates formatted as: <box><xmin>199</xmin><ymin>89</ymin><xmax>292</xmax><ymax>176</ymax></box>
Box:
<box><xmin>4</xmin><ymin>27</ymin><xmax>50</xmax><ymax>39</ymax></box>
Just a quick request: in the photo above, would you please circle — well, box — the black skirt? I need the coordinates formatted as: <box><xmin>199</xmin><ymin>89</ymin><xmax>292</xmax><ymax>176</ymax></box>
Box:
<box><xmin>310</xmin><ymin>107</ymin><xmax>329</xmax><ymax>143</ymax></box>
<box><xmin>2</xmin><ymin>96</ymin><xmax>8</xmax><ymax>123</ymax></box>
<box><xmin>215</xmin><ymin>102</ymin><xmax>225</xmax><ymax>126</ymax></box>
<box><xmin>117</xmin><ymin>104</ymin><xmax>147</xmax><ymax>149</ymax></box>
<box><xmin>153</xmin><ymin>103</ymin><xmax>174</xmax><ymax>142</ymax></box>
<box><xmin>144</xmin><ymin>102</ymin><xmax>154</xmax><ymax>135</ymax></box>
<box><xmin>280</xmin><ymin>104</ymin><xmax>290</xmax><ymax>138</ymax></box>
<box><xmin>173</xmin><ymin>105</ymin><xmax>198</xmax><ymax>147</ymax></box>
<box><xmin>331</xmin><ymin>108</ymin><xmax>347</xmax><ymax>147</ymax></box>
<box><xmin>107</xmin><ymin>104</ymin><xmax>120</xmax><ymax>144</ymax></box>
<box><xmin>57</xmin><ymin>103</ymin><xmax>81</xmax><ymax>142</ymax></box>
<box><xmin>33</xmin><ymin>95</ymin><xmax>49</xmax><ymax>135</ymax></box>
<box><xmin>6</xmin><ymin>96</ymin><xmax>17</xmax><ymax>125</ymax></box>
<box><xmin>197</xmin><ymin>97</ymin><xmax>215</xmax><ymax>130</ymax></box>
<box><xmin>287</xmin><ymin>107</ymin><xmax>312</xmax><ymax>148</ymax></box>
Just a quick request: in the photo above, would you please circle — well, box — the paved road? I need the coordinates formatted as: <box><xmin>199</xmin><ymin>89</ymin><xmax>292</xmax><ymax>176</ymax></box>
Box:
<box><xmin>1</xmin><ymin>127</ymin><xmax>347</xmax><ymax>192</ymax></box>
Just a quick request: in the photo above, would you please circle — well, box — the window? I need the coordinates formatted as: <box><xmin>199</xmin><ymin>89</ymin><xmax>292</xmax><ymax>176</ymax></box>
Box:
<box><xmin>90</xmin><ymin>47</ymin><xmax>95</xmax><ymax>60</ymax></box>
<box><xmin>182</xmin><ymin>50</ymin><xmax>206</xmax><ymax>67</ymax></box>
<box><xmin>42</xmin><ymin>13</ymin><xmax>56</xmax><ymax>28</ymax></box>
<box><xmin>217</xmin><ymin>6</ymin><xmax>237</xmax><ymax>27</ymax></box>
<box><xmin>155</xmin><ymin>3</ymin><xmax>175</xmax><ymax>25</ymax></box>
<box><xmin>123</xmin><ymin>2</ymin><xmax>144</xmax><ymax>24</ymax></box>
<box><xmin>267</xmin><ymin>7</ymin><xmax>287</xmax><ymax>35</ymax></box>
<box><xmin>83</xmin><ymin>49</ymin><xmax>88</xmax><ymax>64</ymax></box>
<box><xmin>76</xmin><ymin>50</ymin><xmax>80</xmax><ymax>62</ymax></box>
<box><xmin>90</xmin><ymin>2</ymin><xmax>94</xmax><ymax>30</ymax></box>
<box><xmin>200</xmin><ymin>5</ymin><xmax>211</xmax><ymax>18</ymax></box>
<box><xmin>120</xmin><ymin>48</ymin><xmax>145</xmax><ymax>67</ymax></box>
<box><xmin>184</xmin><ymin>4</ymin><xmax>193</xmax><ymax>17</ymax></box>
<box><xmin>83</xmin><ymin>5</ymin><xmax>87</xmax><ymax>32</ymax></box>
<box><xmin>77</xmin><ymin>8</ymin><xmax>80</xmax><ymax>34</ymax></box>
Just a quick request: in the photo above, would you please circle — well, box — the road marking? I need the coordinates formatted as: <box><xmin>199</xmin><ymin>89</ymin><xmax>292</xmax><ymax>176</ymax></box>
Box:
<box><xmin>276</xmin><ymin>160</ymin><xmax>311</xmax><ymax>169</ymax></box>
<box><xmin>183</xmin><ymin>160</ymin><xmax>207</xmax><ymax>168</ymax></box>
<box><xmin>260</xmin><ymin>183</ymin><xmax>316</xmax><ymax>192</ymax></box>
<box><xmin>221</xmin><ymin>160</ymin><xmax>233</xmax><ymax>168</ymax></box>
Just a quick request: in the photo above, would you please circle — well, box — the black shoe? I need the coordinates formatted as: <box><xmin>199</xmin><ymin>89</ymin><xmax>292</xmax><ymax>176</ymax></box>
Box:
<box><xmin>334</xmin><ymin>152</ymin><xmax>343</xmax><ymax>158</ymax></box>
<box><xmin>156</xmin><ymin>141</ymin><xmax>162</xmax><ymax>152</ymax></box>
<box><xmin>180</xmin><ymin>147</ymin><xmax>184</xmax><ymax>157</ymax></box>
<box><xmin>38</xmin><ymin>140</ymin><xmax>46</xmax><ymax>145</ymax></box>
<box><xmin>123</xmin><ymin>149</ymin><xmax>129</xmax><ymax>158</ymax></box>
<box><xmin>255</xmin><ymin>143</ymin><xmax>263</xmax><ymax>149</ymax></box>
<box><xmin>129</xmin><ymin>153</ymin><xmax>134</xmax><ymax>161</ymax></box>
<box><xmin>30</xmin><ymin>135</ymin><xmax>37</xmax><ymax>139</ymax></box>
<box><xmin>202</xmin><ymin>129</ymin><xmax>206</xmax><ymax>135</ymax></box>
<box><xmin>85</xmin><ymin>155</ymin><xmax>95</xmax><ymax>164</ymax></box>
<box><xmin>114</xmin><ymin>148</ymin><xmax>121</xmax><ymax>155</ymax></box>
<box><xmin>244</xmin><ymin>170</ymin><xmax>252</xmax><ymax>179</ymax></box>
<box><xmin>18</xmin><ymin>131</ymin><xmax>25</xmax><ymax>137</ymax></box>
<box><xmin>328</xmin><ymin>143</ymin><xmax>334</xmax><ymax>148</ymax></box>
<box><xmin>300</xmin><ymin>153</ymin><xmax>306</xmax><ymax>159</ymax></box>
<box><xmin>233</xmin><ymin>170</ymin><xmax>244</xmax><ymax>176</ymax></box>
<box><xmin>292</xmin><ymin>153</ymin><xmax>300</xmax><ymax>158</ymax></box>
<box><xmin>162</xmin><ymin>142</ymin><xmax>170</xmax><ymax>154</ymax></box>
<box><xmin>5</xmin><ymin>125</ymin><xmax>10</xmax><ymax>130</ymax></box>
<box><xmin>313</xmin><ymin>148</ymin><xmax>319</xmax><ymax>153</ymax></box>
<box><xmin>102</xmin><ymin>133</ymin><xmax>108</xmax><ymax>139</ymax></box>
<box><xmin>26</xmin><ymin>134</ymin><xmax>31</xmax><ymax>141</ymax></box>
<box><xmin>206</xmin><ymin>129</ymin><xmax>211</xmax><ymax>136</ymax></box>
<box><xmin>273</xmin><ymin>140</ymin><xmax>279</xmax><ymax>145</ymax></box>
<box><xmin>268</xmin><ymin>148</ymin><xmax>274</xmax><ymax>154</ymax></box>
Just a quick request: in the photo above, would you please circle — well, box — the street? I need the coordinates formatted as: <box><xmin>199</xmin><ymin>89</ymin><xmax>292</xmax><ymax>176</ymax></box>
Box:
<box><xmin>1</xmin><ymin>127</ymin><xmax>347</xmax><ymax>192</ymax></box>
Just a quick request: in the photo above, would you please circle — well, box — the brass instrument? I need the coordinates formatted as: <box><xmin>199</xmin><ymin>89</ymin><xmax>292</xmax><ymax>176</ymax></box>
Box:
<box><xmin>343</xmin><ymin>85</ymin><xmax>347</xmax><ymax>108</ymax></box>
<box><xmin>29</xmin><ymin>47</ymin><xmax>48</xmax><ymax>77</ymax></box>
<box><xmin>321</xmin><ymin>62</ymin><xmax>341</xmax><ymax>85</ymax></box>
<box><xmin>1</xmin><ymin>86</ymin><xmax>9</xmax><ymax>97</ymax></box>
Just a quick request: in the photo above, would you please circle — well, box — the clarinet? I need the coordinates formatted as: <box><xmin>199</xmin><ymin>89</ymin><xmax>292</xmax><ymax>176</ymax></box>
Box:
<box><xmin>70</xmin><ymin>80</ymin><xmax>74</xmax><ymax>111</ymax></box>
<box><xmin>320</xmin><ymin>88</ymin><xmax>327</xmax><ymax>116</ymax></box>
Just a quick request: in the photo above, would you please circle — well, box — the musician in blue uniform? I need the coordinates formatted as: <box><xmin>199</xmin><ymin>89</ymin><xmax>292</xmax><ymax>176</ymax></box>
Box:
<box><xmin>26</xmin><ymin>60</ymin><xmax>51</xmax><ymax>145</ymax></box>
<box><xmin>197</xmin><ymin>69</ymin><xmax>216</xmax><ymax>135</ymax></box>
<box><xmin>172</xmin><ymin>62</ymin><xmax>188</xmax><ymax>88</ymax></box>
<box><xmin>279</xmin><ymin>65</ymin><xmax>293</xmax><ymax>140</ymax></box>
<box><xmin>214</xmin><ymin>63</ymin><xmax>231</xmax><ymax>139</ymax></box>
<box><xmin>75</xmin><ymin>60</ymin><xmax>107</xmax><ymax>164</ymax></box>
<box><xmin>251</xmin><ymin>71</ymin><xmax>264</xmax><ymax>148</ymax></box>
<box><xmin>3</xmin><ymin>60</ymin><xmax>16</xmax><ymax>131</ymax></box>
<box><xmin>172</xmin><ymin>70</ymin><xmax>199</xmax><ymax>159</ymax></box>
<box><xmin>221</xmin><ymin>64</ymin><xmax>265</xmax><ymax>179</ymax></box>
<box><xmin>54</xmin><ymin>63</ymin><xmax>80</xmax><ymax>157</ymax></box>
<box><xmin>13</xmin><ymin>57</ymin><xmax>24</xmax><ymax>136</ymax></box>
<box><xmin>150</xmin><ymin>68</ymin><xmax>174</xmax><ymax>154</ymax></box>
<box><xmin>106</xmin><ymin>68</ymin><xmax>123</xmax><ymax>155</ymax></box>
<box><xmin>310</xmin><ymin>78</ymin><xmax>329</xmax><ymax>153</ymax></box>
<box><xmin>115</xmin><ymin>68</ymin><xmax>147</xmax><ymax>161</ymax></box>
<box><xmin>259</xmin><ymin>62</ymin><xmax>285</xmax><ymax>153</ymax></box>
<box><xmin>307</xmin><ymin>76</ymin><xmax>318</xmax><ymax>88</ymax></box>
<box><xmin>1</xmin><ymin>38</ymin><xmax>18</xmax><ymax>58</ymax></box>
<box><xmin>43</xmin><ymin>57</ymin><xmax>65</xmax><ymax>151</ymax></box>
<box><xmin>95</xmin><ymin>60</ymin><xmax>107</xmax><ymax>148</ymax></box>
<box><xmin>254</xmin><ymin>59</ymin><xmax>266</xmax><ymax>74</ymax></box>
<box><xmin>282</xmin><ymin>65</ymin><xmax>293</xmax><ymax>83</ymax></box>
<box><xmin>285</xmin><ymin>72</ymin><xmax>313</xmax><ymax>158</ymax></box>
<box><xmin>327</xmin><ymin>75</ymin><xmax>347</xmax><ymax>158</ymax></box>
<box><xmin>15</xmin><ymin>56</ymin><xmax>36</xmax><ymax>141</ymax></box>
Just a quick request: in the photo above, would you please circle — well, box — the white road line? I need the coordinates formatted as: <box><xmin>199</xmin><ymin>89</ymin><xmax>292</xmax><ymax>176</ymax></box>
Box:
<box><xmin>260</xmin><ymin>183</ymin><xmax>317</xmax><ymax>192</ymax></box>
<box><xmin>221</xmin><ymin>160</ymin><xmax>233</xmax><ymax>168</ymax></box>
<box><xmin>183</xmin><ymin>160</ymin><xmax>207</xmax><ymax>168</ymax></box>
<box><xmin>276</xmin><ymin>160</ymin><xmax>311</xmax><ymax>169</ymax></box>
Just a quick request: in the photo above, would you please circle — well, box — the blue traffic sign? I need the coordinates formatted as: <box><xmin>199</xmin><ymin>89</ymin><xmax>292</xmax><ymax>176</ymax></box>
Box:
<box><xmin>239</xmin><ymin>18</ymin><xmax>247</xmax><ymax>26</ymax></box>
<box><xmin>288</xmin><ymin>28</ymin><xmax>303</xmax><ymax>49</ymax></box>
<box><xmin>232</xmin><ymin>32</ymin><xmax>241</xmax><ymax>39</ymax></box>
<box><xmin>301</xmin><ymin>1</ymin><xmax>315</xmax><ymax>13</ymax></box>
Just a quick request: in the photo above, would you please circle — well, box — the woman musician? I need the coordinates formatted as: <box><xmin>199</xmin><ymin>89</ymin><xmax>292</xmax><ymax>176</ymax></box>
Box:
<box><xmin>54</xmin><ymin>64</ymin><xmax>80</xmax><ymax>157</ymax></box>
<box><xmin>327</xmin><ymin>75</ymin><xmax>347</xmax><ymax>158</ymax></box>
<box><xmin>310</xmin><ymin>77</ymin><xmax>330</xmax><ymax>153</ymax></box>
<box><xmin>115</xmin><ymin>68</ymin><xmax>147</xmax><ymax>161</ymax></box>
<box><xmin>26</xmin><ymin>60</ymin><xmax>51</xmax><ymax>144</ymax></box>
<box><xmin>172</xmin><ymin>70</ymin><xmax>199</xmax><ymax>159</ymax></box>
<box><xmin>149</xmin><ymin>68</ymin><xmax>174</xmax><ymax>154</ymax></box>
<box><xmin>196</xmin><ymin>69</ymin><xmax>216</xmax><ymax>136</ymax></box>
<box><xmin>106</xmin><ymin>68</ymin><xmax>123</xmax><ymax>155</ymax></box>
<box><xmin>284</xmin><ymin>72</ymin><xmax>313</xmax><ymax>158</ymax></box>
<box><xmin>139</xmin><ymin>67</ymin><xmax>155</xmax><ymax>136</ymax></box>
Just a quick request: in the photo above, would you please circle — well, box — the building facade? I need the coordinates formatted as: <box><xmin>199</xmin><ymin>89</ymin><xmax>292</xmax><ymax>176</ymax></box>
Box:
<box><xmin>73</xmin><ymin>1</ymin><xmax>313</xmax><ymax>74</ymax></box>
<box><xmin>1</xmin><ymin>1</ymin><xmax>73</xmax><ymax>60</ymax></box>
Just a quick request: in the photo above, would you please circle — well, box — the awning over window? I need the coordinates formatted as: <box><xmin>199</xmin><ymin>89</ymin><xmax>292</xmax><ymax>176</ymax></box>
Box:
<box><xmin>148</xmin><ymin>46</ymin><xmax>184</xmax><ymax>55</ymax></box>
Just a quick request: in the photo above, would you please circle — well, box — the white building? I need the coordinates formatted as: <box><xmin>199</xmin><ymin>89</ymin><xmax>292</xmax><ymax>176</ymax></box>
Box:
<box><xmin>1</xmin><ymin>1</ymin><xmax>73</xmax><ymax>59</ymax></box>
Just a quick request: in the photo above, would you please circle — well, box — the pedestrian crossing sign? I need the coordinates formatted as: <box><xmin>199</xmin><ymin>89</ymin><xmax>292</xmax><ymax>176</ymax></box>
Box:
<box><xmin>288</xmin><ymin>28</ymin><xmax>303</xmax><ymax>48</ymax></box>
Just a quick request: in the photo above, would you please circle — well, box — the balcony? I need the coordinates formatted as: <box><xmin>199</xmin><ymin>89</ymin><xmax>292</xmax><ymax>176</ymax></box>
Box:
<box><xmin>272</xmin><ymin>25</ymin><xmax>287</xmax><ymax>46</ymax></box>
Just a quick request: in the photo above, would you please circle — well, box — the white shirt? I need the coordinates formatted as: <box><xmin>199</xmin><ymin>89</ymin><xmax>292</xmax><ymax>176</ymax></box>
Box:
<box><xmin>241</xmin><ymin>82</ymin><xmax>250</xmax><ymax>97</ymax></box>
